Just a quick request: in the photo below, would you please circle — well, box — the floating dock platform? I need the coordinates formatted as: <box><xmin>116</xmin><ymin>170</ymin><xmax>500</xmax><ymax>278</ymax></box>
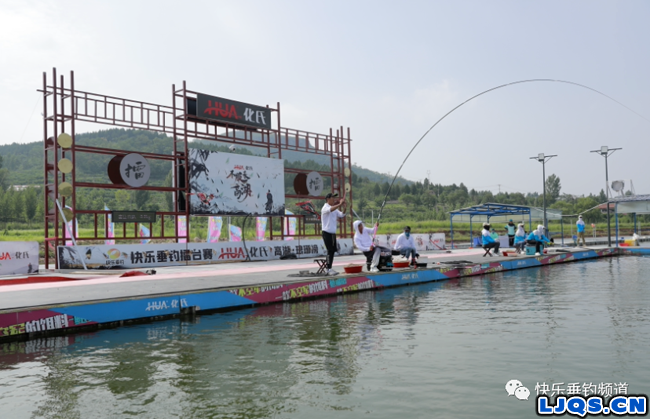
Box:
<box><xmin>0</xmin><ymin>246</ymin><xmax>641</xmax><ymax>342</ymax></box>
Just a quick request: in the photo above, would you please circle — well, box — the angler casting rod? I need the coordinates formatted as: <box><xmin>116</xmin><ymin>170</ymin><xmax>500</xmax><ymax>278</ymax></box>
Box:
<box><xmin>376</xmin><ymin>78</ymin><xmax>649</xmax><ymax>222</ymax></box>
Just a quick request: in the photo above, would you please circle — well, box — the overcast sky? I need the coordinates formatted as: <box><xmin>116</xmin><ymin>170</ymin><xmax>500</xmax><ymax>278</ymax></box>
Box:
<box><xmin>1</xmin><ymin>1</ymin><xmax>648</xmax><ymax>197</ymax></box>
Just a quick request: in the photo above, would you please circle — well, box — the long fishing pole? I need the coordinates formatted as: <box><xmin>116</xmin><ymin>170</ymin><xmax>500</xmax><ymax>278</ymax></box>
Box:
<box><xmin>376</xmin><ymin>78</ymin><xmax>649</xmax><ymax>223</ymax></box>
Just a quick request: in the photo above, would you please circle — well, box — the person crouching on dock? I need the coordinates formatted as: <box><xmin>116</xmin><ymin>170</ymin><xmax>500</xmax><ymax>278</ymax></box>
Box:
<box><xmin>353</xmin><ymin>220</ymin><xmax>380</xmax><ymax>272</ymax></box>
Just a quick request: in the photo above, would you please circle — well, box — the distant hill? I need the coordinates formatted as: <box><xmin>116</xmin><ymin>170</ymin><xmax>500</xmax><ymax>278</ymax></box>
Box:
<box><xmin>0</xmin><ymin>128</ymin><xmax>413</xmax><ymax>186</ymax></box>
<box><xmin>350</xmin><ymin>165</ymin><xmax>411</xmax><ymax>186</ymax></box>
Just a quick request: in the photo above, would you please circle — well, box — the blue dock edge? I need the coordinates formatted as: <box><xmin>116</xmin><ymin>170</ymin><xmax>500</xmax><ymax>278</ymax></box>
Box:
<box><xmin>0</xmin><ymin>247</ymin><xmax>632</xmax><ymax>342</ymax></box>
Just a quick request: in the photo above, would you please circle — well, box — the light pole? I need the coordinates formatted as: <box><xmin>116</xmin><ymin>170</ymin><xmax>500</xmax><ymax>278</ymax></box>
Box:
<box><xmin>530</xmin><ymin>153</ymin><xmax>557</xmax><ymax>232</ymax></box>
<box><xmin>590</xmin><ymin>146</ymin><xmax>622</xmax><ymax>247</ymax></box>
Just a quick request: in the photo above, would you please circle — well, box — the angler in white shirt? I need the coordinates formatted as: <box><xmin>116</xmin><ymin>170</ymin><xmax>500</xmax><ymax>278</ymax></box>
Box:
<box><xmin>353</xmin><ymin>220</ymin><xmax>380</xmax><ymax>272</ymax></box>
<box><xmin>321</xmin><ymin>192</ymin><xmax>347</xmax><ymax>275</ymax></box>
<box><xmin>394</xmin><ymin>226</ymin><xmax>418</xmax><ymax>265</ymax></box>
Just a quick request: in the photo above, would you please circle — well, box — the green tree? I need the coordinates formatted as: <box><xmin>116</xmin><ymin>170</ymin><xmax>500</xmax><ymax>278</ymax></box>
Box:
<box><xmin>0</xmin><ymin>155</ymin><xmax>8</xmax><ymax>191</ymax></box>
<box><xmin>4</xmin><ymin>188</ymin><xmax>19</xmax><ymax>221</ymax></box>
<box><xmin>598</xmin><ymin>189</ymin><xmax>607</xmax><ymax>203</ymax></box>
<box><xmin>391</xmin><ymin>184</ymin><xmax>401</xmax><ymax>200</ymax></box>
<box><xmin>0</xmin><ymin>188</ymin><xmax>7</xmax><ymax>223</ymax></box>
<box><xmin>545</xmin><ymin>174</ymin><xmax>561</xmax><ymax>204</ymax></box>
<box><xmin>508</xmin><ymin>192</ymin><xmax>528</xmax><ymax>205</ymax></box>
<box><xmin>14</xmin><ymin>190</ymin><xmax>25</xmax><ymax>223</ymax></box>
<box><xmin>24</xmin><ymin>187</ymin><xmax>38</xmax><ymax>226</ymax></box>
<box><xmin>36</xmin><ymin>200</ymin><xmax>44</xmax><ymax>224</ymax></box>
<box><xmin>115</xmin><ymin>190</ymin><xmax>131</xmax><ymax>210</ymax></box>
<box><xmin>134</xmin><ymin>189</ymin><xmax>151</xmax><ymax>210</ymax></box>
<box><xmin>550</xmin><ymin>200</ymin><xmax>574</xmax><ymax>217</ymax></box>
<box><xmin>421</xmin><ymin>192</ymin><xmax>437</xmax><ymax>209</ymax></box>
<box><xmin>575</xmin><ymin>197</ymin><xmax>601</xmax><ymax>222</ymax></box>
<box><xmin>356</xmin><ymin>196</ymin><xmax>368</xmax><ymax>214</ymax></box>
<box><xmin>399</xmin><ymin>193</ymin><xmax>416</xmax><ymax>207</ymax></box>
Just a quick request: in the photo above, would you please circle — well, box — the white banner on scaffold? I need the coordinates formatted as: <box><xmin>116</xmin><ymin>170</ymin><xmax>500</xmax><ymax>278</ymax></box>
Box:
<box><xmin>0</xmin><ymin>241</ymin><xmax>39</xmax><ymax>276</ymax></box>
<box><xmin>188</xmin><ymin>149</ymin><xmax>285</xmax><ymax>216</ymax></box>
<box><xmin>57</xmin><ymin>238</ymin><xmax>354</xmax><ymax>270</ymax></box>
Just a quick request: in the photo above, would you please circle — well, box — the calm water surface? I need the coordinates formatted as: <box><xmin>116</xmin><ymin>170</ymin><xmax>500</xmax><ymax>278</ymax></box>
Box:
<box><xmin>1</xmin><ymin>256</ymin><xmax>649</xmax><ymax>419</ymax></box>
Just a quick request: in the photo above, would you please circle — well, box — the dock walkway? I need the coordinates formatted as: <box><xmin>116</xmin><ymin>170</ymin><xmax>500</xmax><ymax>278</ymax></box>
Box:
<box><xmin>0</xmin><ymin>245</ymin><xmax>632</xmax><ymax>342</ymax></box>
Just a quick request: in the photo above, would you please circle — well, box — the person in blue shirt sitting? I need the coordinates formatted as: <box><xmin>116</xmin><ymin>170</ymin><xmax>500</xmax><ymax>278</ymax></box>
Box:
<box><xmin>514</xmin><ymin>223</ymin><xmax>527</xmax><ymax>254</ymax></box>
<box><xmin>481</xmin><ymin>223</ymin><xmax>500</xmax><ymax>256</ymax></box>
<box><xmin>526</xmin><ymin>225</ymin><xmax>551</xmax><ymax>255</ymax></box>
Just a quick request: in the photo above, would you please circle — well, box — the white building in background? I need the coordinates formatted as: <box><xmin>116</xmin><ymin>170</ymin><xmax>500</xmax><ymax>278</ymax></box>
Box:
<box><xmin>10</xmin><ymin>185</ymin><xmax>41</xmax><ymax>191</ymax></box>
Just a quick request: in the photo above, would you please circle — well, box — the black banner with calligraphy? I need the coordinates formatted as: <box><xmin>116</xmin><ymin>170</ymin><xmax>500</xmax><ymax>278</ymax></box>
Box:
<box><xmin>190</xmin><ymin>94</ymin><xmax>272</xmax><ymax>130</ymax></box>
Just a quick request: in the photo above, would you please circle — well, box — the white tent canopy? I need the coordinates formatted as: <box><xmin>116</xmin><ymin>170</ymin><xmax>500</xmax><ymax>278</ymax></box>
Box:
<box><xmin>449</xmin><ymin>203</ymin><xmax>562</xmax><ymax>224</ymax></box>
<box><xmin>613</xmin><ymin>195</ymin><xmax>650</xmax><ymax>214</ymax></box>
<box><xmin>449</xmin><ymin>203</ymin><xmax>564</xmax><ymax>248</ymax></box>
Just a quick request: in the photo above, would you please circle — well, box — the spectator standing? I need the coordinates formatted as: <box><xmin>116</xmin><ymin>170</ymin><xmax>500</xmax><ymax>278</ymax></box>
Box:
<box><xmin>576</xmin><ymin>215</ymin><xmax>586</xmax><ymax>246</ymax></box>
<box><xmin>505</xmin><ymin>219</ymin><xmax>516</xmax><ymax>247</ymax></box>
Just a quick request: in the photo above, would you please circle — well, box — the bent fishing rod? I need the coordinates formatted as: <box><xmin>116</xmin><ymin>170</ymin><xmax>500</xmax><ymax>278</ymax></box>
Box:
<box><xmin>375</xmin><ymin>78</ymin><xmax>649</xmax><ymax>223</ymax></box>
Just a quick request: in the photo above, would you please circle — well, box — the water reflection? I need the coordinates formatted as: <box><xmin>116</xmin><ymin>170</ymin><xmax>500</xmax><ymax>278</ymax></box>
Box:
<box><xmin>1</xmin><ymin>257</ymin><xmax>649</xmax><ymax>419</ymax></box>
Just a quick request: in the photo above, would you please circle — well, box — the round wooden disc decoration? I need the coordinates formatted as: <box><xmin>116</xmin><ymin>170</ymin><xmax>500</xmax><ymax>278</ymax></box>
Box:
<box><xmin>293</xmin><ymin>173</ymin><xmax>309</xmax><ymax>195</ymax></box>
<box><xmin>306</xmin><ymin>171</ymin><xmax>323</xmax><ymax>196</ymax></box>
<box><xmin>107</xmin><ymin>155</ymin><xmax>125</xmax><ymax>185</ymax></box>
<box><xmin>344</xmin><ymin>182</ymin><xmax>351</xmax><ymax>193</ymax></box>
<box><xmin>119</xmin><ymin>153</ymin><xmax>151</xmax><ymax>187</ymax></box>
<box><xmin>107</xmin><ymin>153</ymin><xmax>151</xmax><ymax>187</ymax></box>
<box><xmin>59</xmin><ymin>182</ymin><xmax>73</xmax><ymax>197</ymax></box>
<box><xmin>57</xmin><ymin>133</ymin><xmax>72</xmax><ymax>148</ymax></box>
<box><xmin>58</xmin><ymin>158</ymin><xmax>73</xmax><ymax>174</ymax></box>
<box><xmin>62</xmin><ymin>207</ymin><xmax>74</xmax><ymax>221</ymax></box>
<box><xmin>344</xmin><ymin>167</ymin><xmax>351</xmax><ymax>177</ymax></box>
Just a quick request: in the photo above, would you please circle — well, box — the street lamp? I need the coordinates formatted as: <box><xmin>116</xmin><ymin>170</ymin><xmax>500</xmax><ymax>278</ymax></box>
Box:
<box><xmin>590</xmin><ymin>146</ymin><xmax>622</xmax><ymax>247</ymax></box>
<box><xmin>530</xmin><ymin>153</ymin><xmax>557</xmax><ymax>232</ymax></box>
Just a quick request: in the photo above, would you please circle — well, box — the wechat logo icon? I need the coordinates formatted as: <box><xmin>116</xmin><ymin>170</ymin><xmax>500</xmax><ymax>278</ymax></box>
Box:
<box><xmin>505</xmin><ymin>379</ymin><xmax>530</xmax><ymax>401</ymax></box>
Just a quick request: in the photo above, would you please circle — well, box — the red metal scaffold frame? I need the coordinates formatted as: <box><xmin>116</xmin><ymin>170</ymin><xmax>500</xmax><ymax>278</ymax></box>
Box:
<box><xmin>42</xmin><ymin>68</ymin><xmax>353</xmax><ymax>269</ymax></box>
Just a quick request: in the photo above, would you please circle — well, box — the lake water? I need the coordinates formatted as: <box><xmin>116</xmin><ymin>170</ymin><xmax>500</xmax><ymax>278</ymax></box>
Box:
<box><xmin>1</xmin><ymin>256</ymin><xmax>649</xmax><ymax>419</ymax></box>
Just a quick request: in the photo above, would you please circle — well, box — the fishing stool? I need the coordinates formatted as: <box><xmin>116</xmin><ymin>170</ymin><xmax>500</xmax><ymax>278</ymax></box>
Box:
<box><xmin>482</xmin><ymin>246</ymin><xmax>493</xmax><ymax>257</ymax></box>
<box><xmin>314</xmin><ymin>258</ymin><xmax>328</xmax><ymax>274</ymax></box>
